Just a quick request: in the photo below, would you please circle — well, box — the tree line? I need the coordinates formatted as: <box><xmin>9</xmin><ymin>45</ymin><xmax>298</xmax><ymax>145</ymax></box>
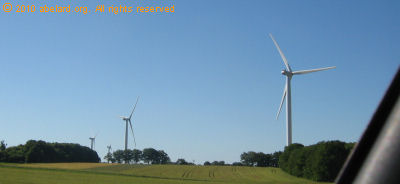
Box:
<box><xmin>279</xmin><ymin>140</ymin><xmax>355</xmax><ymax>182</ymax></box>
<box><xmin>204</xmin><ymin>160</ymin><xmax>226</xmax><ymax>166</ymax></box>
<box><xmin>104</xmin><ymin>148</ymin><xmax>170</xmax><ymax>164</ymax></box>
<box><xmin>200</xmin><ymin>151</ymin><xmax>282</xmax><ymax>167</ymax></box>
<box><xmin>239</xmin><ymin>151</ymin><xmax>282</xmax><ymax>167</ymax></box>
<box><xmin>1</xmin><ymin>138</ymin><xmax>354</xmax><ymax>182</ymax></box>
<box><xmin>0</xmin><ymin>140</ymin><xmax>100</xmax><ymax>163</ymax></box>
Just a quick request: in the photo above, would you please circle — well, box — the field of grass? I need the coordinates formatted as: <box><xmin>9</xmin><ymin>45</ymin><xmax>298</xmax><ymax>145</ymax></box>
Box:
<box><xmin>0</xmin><ymin>163</ymin><xmax>332</xmax><ymax>184</ymax></box>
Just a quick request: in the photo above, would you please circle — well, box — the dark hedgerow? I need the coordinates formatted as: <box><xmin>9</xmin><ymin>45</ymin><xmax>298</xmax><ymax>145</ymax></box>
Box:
<box><xmin>0</xmin><ymin>140</ymin><xmax>100</xmax><ymax>163</ymax></box>
<box><xmin>279</xmin><ymin>140</ymin><xmax>354</xmax><ymax>182</ymax></box>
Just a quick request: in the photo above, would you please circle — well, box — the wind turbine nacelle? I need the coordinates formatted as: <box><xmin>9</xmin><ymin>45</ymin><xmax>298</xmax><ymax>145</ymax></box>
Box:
<box><xmin>281</xmin><ymin>70</ymin><xmax>292</xmax><ymax>76</ymax></box>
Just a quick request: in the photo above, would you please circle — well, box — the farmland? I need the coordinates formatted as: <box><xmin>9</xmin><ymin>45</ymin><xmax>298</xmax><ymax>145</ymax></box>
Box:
<box><xmin>0</xmin><ymin>163</ymin><xmax>331</xmax><ymax>184</ymax></box>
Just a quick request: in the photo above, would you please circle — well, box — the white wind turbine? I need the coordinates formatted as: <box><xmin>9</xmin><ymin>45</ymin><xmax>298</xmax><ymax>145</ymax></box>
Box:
<box><xmin>269</xmin><ymin>34</ymin><xmax>336</xmax><ymax>146</ymax></box>
<box><xmin>106</xmin><ymin>145</ymin><xmax>113</xmax><ymax>163</ymax></box>
<box><xmin>89</xmin><ymin>133</ymin><xmax>98</xmax><ymax>150</ymax></box>
<box><xmin>107</xmin><ymin>145</ymin><xmax>112</xmax><ymax>154</ymax></box>
<box><xmin>120</xmin><ymin>96</ymin><xmax>140</xmax><ymax>151</ymax></box>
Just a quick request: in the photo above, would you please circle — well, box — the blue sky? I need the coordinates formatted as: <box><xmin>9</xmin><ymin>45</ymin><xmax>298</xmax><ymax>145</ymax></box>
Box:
<box><xmin>0</xmin><ymin>0</ymin><xmax>399</xmax><ymax>164</ymax></box>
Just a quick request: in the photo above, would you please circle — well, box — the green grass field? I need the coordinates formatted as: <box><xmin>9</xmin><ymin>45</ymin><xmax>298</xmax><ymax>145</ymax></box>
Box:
<box><xmin>0</xmin><ymin>163</ymin><xmax>332</xmax><ymax>184</ymax></box>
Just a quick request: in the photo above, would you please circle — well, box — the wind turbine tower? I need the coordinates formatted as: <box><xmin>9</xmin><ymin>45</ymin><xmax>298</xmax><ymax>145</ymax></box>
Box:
<box><xmin>120</xmin><ymin>96</ymin><xmax>140</xmax><ymax>151</ymax></box>
<box><xmin>89</xmin><ymin>137</ymin><xmax>95</xmax><ymax>150</ymax></box>
<box><xmin>107</xmin><ymin>145</ymin><xmax>112</xmax><ymax>154</ymax></box>
<box><xmin>89</xmin><ymin>133</ymin><xmax>98</xmax><ymax>150</ymax></box>
<box><xmin>269</xmin><ymin>34</ymin><xmax>336</xmax><ymax>146</ymax></box>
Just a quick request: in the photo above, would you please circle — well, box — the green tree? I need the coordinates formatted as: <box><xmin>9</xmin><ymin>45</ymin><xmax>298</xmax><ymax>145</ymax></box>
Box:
<box><xmin>279</xmin><ymin>141</ymin><xmax>354</xmax><ymax>182</ymax></box>
<box><xmin>303</xmin><ymin>145</ymin><xmax>318</xmax><ymax>180</ymax></box>
<box><xmin>240</xmin><ymin>151</ymin><xmax>258</xmax><ymax>166</ymax></box>
<box><xmin>176</xmin><ymin>158</ymin><xmax>188</xmax><ymax>165</ymax></box>
<box><xmin>0</xmin><ymin>140</ymin><xmax>6</xmax><ymax>151</ymax></box>
<box><xmin>142</xmin><ymin>148</ymin><xmax>158</xmax><ymax>164</ymax></box>
<box><xmin>123</xmin><ymin>149</ymin><xmax>134</xmax><ymax>164</ymax></box>
<box><xmin>0</xmin><ymin>140</ymin><xmax>6</xmax><ymax>162</ymax></box>
<box><xmin>104</xmin><ymin>152</ymin><xmax>113</xmax><ymax>163</ymax></box>
<box><xmin>310</xmin><ymin>141</ymin><xmax>349</xmax><ymax>181</ymax></box>
<box><xmin>210</xmin><ymin>161</ymin><xmax>225</xmax><ymax>166</ymax></box>
<box><xmin>3</xmin><ymin>145</ymin><xmax>25</xmax><ymax>163</ymax></box>
<box><xmin>256</xmin><ymin>152</ymin><xmax>272</xmax><ymax>167</ymax></box>
<box><xmin>232</xmin><ymin>162</ymin><xmax>243</xmax><ymax>166</ymax></box>
<box><xmin>132</xmin><ymin>149</ymin><xmax>142</xmax><ymax>163</ymax></box>
<box><xmin>0</xmin><ymin>140</ymin><xmax>100</xmax><ymax>163</ymax></box>
<box><xmin>271</xmin><ymin>151</ymin><xmax>282</xmax><ymax>167</ymax></box>
<box><xmin>240</xmin><ymin>152</ymin><xmax>249</xmax><ymax>165</ymax></box>
<box><xmin>287</xmin><ymin>148</ymin><xmax>307</xmax><ymax>177</ymax></box>
<box><xmin>113</xmin><ymin>150</ymin><xmax>125</xmax><ymax>163</ymax></box>
<box><xmin>157</xmin><ymin>150</ymin><xmax>170</xmax><ymax>164</ymax></box>
<box><xmin>279</xmin><ymin>143</ymin><xmax>304</xmax><ymax>172</ymax></box>
<box><xmin>25</xmin><ymin>140</ymin><xmax>57</xmax><ymax>163</ymax></box>
<box><xmin>204</xmin><ymin>161</ymin><xmax>211</xmax><ymax>165</ymax></box>
<box><xmin>241</xmin><ymin>151</ymin><xmax>275</xmax><ymax>167</ymax></box>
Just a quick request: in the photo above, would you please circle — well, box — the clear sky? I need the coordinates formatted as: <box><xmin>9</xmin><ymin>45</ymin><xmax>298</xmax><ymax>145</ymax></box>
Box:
<box><xmin>0</xmin><ymin>0</ymin><xmax>399</xmax><ymax>164</ymax></box>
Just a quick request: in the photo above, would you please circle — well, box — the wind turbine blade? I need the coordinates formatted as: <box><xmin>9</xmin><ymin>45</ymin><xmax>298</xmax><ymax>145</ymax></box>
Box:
<box><xmin>292</xmin><ymin>66</ymin><xmax>336</xmax><ymax>75</ymax></box>
<box><xmin>128</xmin><ymin>119</ymin><xmax>137</xmax><ymax>147</ymax></box>
<box><xmin>276</xmin><ymin>85</ymin><xmax>287</xmax><ymax>120</ymax></box>
<box><xmin>129</xmin><ymin>96</ymin><xmax>140</xmax><ymax>120</ymax></box>
<box><xmin>269</xmin><ymin>34</ymin><xmax>292</xmax><ymax>72</ymax></box>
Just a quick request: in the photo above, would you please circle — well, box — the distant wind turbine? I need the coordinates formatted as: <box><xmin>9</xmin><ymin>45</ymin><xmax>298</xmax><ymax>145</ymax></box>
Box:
<box><xmin>106</xmin><ymin>145</ymin><xmax>113</xmax><ymax>163</ymax></box>
<box><xmin>107</xmin><ymin>145</ymin><xmax>112</xmax><ymax>153</ymax></box>
<box><xmin>120</xmin><ymin>96</ymin><xmax>140</xmax><ymax>151</ymax></box>
<box><xmin>269</xmin><ymin>34</ymin><xmax>336</xmax><ymax>146</ymax></box>
<box><xmin>89</xmin><ymin>133</ymin><xmax>98</xmax><ymax>150</ymax></box>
